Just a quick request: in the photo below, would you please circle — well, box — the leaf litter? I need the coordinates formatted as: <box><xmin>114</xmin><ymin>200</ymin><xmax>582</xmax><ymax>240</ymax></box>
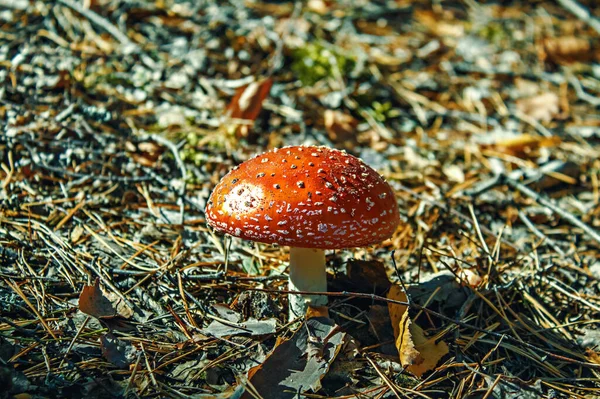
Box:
<box><xmin>0</xmin><ymin>0</ymin><xmax>600</xmax><ymax>398</ymax></box>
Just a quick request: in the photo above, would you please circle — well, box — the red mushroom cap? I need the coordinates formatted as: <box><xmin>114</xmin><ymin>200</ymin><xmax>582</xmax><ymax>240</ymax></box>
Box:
<box><xmin>205</xmin><ymin>146</ymin><xmax>400</xmax><ymax>249</ymax></box>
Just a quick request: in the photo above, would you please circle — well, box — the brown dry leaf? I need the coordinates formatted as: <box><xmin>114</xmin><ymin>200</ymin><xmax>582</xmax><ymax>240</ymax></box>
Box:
<box><xmin>306</xmin><ymin>305</ymin><xmax>329</xmax><ymax>319</ymax></box>
<box><xmin>387</xmin><ymin>285</ymin><xmax>449</xmax><ymax>377</ymax></box>
<box><xmin>225</xmin><ymin>77</ymin><xmax>273</xmax><ymax>138</ymax></box>
<box><xmin>324</xmin><ymin>109</ymin><xmax>358</xmax><ymax>144</ymax></box>
<box><xmin>70</xmin><ymin>224</ymin><xmax>84</xmax><ymax>243</ymax></box>
<box><xmin>79</xmin><ymin>278</ymin><xmax>117</xmax><ymax>319</ymax></box>
<box><xmin>125</xmin><ymin>140</ymin><xmax>163</xmax><ymax>167</ymax></box>
<box><xmin>104</xmin><ymin>291</ymin><xmax>134</xmax><ymax>319</ymax></box>
<box><xmin>542</xmin><ymin>36</ymin><xmax>595</xmax><ymax>65</ymax></box>
<box><xmin>414</xmin><ymin>10</ymin><xmax>465</xmax><ymax>38</ymax></box>
<box><xmin>586</xmin><ymin>348</ymin><xmax>600</xmax><ymax>365</ymax></box>
<box><xmin>516</xmin><ymin>92</ymin><xmax>560</xmax><ymax>123</ymax></box>
<box><xmin>79</xmin><ymin>279</ymin><xmax>135</xmax><ymax>331</ymax></box>
<box><xmin>482</xmin><ymin>134</ymin><xmax>561</xmax><ymax>159</ymax></box>
<box><xmin>307</xmin><ymin>0</ymin><xmax>329</xmax><ymax>14</ymax></box>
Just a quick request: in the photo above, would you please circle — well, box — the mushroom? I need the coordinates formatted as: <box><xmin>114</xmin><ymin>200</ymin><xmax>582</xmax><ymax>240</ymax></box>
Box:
<box><xmin>205</xmin><ymin>146</ymin><xmax>400</xmax><ymax>319</ymax></box>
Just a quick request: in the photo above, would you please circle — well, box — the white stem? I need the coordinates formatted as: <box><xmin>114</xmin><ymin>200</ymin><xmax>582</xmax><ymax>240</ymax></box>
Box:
<box><xmin>288</xmin><ymin>247</ymin><xmax>327</xmax><ymax>319</ymax></box>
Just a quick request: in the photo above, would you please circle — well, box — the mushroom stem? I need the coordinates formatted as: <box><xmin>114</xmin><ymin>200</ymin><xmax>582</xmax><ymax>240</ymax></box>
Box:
<box><xmin>288</xmin><ymin>247</ymin><xmax>327</xmax><ymax>319</ymax></box>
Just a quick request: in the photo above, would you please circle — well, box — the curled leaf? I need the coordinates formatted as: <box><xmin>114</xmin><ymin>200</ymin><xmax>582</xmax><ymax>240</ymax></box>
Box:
<box><xmin>225</xmin><ymin>77</ymin><xmax>273</xmax><ymax>138</ymax></box>
<box><xmin>78</xmin><ymin>278</ymin><xmax>117</xmax><ymax>319</ymax></box>
<box><xmin>387</xmin><ymin>285</ymin><xmax>449</xmax><ymax>377</ymax></box>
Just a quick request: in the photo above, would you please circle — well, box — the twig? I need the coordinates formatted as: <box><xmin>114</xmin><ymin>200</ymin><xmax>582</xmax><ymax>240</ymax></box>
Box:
<box><xmin>465</xmin><ymin>174</ymin><xmax>600</xmax><ymax>245</ymax></box>
<box><xmin>567</xmin><ymin>73</ymin><xmax>600</xmax><ymax>107</ymax></box>
<box><xmin>248</xmin><ymin>287</ymin><xmax>598</xmax><ymax>370</ymax></box>
<box><xmin>4</xmin><ymin>279</ymin><xmax>58</xmax><ymax>340</ymax></box>
<box><xmin>395</xmin><ymin>182</ymin><xmax>518</xmax><ymax>251</ymax></box>
<box><xmin>55</xmin><ymin>0</ymin><xmax>140</xmax><ymax>54</ymax></box>
<box><xmin>504</xmin><ymin>176</ymin><xmax>600</xmax><ymax>245</ymax></box>
<box><xmin>518</xmin><ymin>211</ymin><xmax>566</xmax><ymax>256</ymax></box>
<box><xmin>556</xmin><ymin>0</ymin><xmax>600</xmax><ymax>35</ymax></box>
<box><xmin>58</xmin><ymin>316</ymin><xmax>90</xmax><ymax>369</ymax></box>
<box><xmin>144</xmin><ymin>134</ymin><xmax>187</xmax><ymax>225</ymax></box>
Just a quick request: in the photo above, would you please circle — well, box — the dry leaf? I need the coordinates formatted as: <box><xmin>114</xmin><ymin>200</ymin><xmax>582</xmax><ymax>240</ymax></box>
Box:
<box><xmin>324</xmin><ymin>109</ymin><xmax>358</xmax><ymax>144</ymax></box>
<box><xmin>306</xmin><ymin>305</ymin><xmax>329</xmax><ymax>319</ymax></box>
<box><xmin>70</xmin><ymin>224</ymin><xmax>84</xmax><ymax>243</ymax></box>
<box><xmin>100</xmin><ymin>333</ymin><xmax>137</xmax><ymax>369</ymax></box>
<box><xmin>78</xmin><ymin>279</ymin><xmax>134</xmax><ymax>332</ymax></box>
<box><xmin>307</xmin><ymin>0</ymin><xmax>329</xmax><ymax>14</ymax></box>
<box><xmin>125</xmin><ymin>140</ymin><xmax>163</xmax><ymax>167</ymax></box>
<box><xmin>387</xmin><ymin>285</ymin><xmax>449</xmax><ymax>377</ymax></box>
<box><xmin>79</xmin><ymin>278</ymin><xmax>117</xmax><ymax>319</ymax></box>
<box><xmin>516</xmin><ymin>92</ymin><xmax>560</xmax><ymax>123</ymax></box>
<box><xmin>457</xmin><ymin>269</ymin><xmax>482</xmax><ymax>288</ymax></box>
<box><xmin>586</xmin><ymin>348</ymin><xmax>600</xmax><ymax>365</ymax></box>
<box><xmin>415</xmin><ymin>10</ymin><xmax>465</xmax><ymax>38</ymax></box>
<box><xmin>242</xmin><ymin>317</ymin><xmax>345</xmax><ymax>399</ymax></box>
<box><xmin>225</xmin><ymin>77</ymin><xmax>273</xmax><ymax>138</ymax></box>
<box><xmin>202</xmin><ymin>318</ymin><xmax>276</xmax><ymax>338</ymax></box>
<box><xmin>542</xmin><ymin>36</ymin><xmax>595</xmax><ymax>65</ymax></box>
<box><xmin>482</xmin><ymin>134</ymin><xmax>561</xmax><ymax>159</ymax></box>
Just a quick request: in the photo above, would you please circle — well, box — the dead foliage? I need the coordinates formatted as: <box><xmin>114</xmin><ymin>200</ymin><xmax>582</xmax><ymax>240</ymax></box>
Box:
<box><xmin>1</xmin><ymin>0</ymin><xmax>600</xmax><ymax>398</ymax></box>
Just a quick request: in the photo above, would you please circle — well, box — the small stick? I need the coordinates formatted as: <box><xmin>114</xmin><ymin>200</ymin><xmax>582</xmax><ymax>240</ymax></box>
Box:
<box><xmin>518</xmin><ymin>211</ymin><xmax>565</xmax><ymax>256</ymax></box>
<box><xmin>466</xmin><ymin>174</ymin><xmax>600</xmax><ymax>246</ymax></box>
<box><xmin>56</xmin><ymin>0</ymin><xmax>140</xmax><ymax>53</ymax></box>
<box><xmin>248</xmin><ymin>287</ymin><xmax>599</xmax><ymax>370</ymax></box>
<box><xmin>4</xmin><ymin>279</ymin><xmax>58</xmax><ymax>340</ymax></box>
<box><xmin>58</xmin><ymin>316</ymin><xmax>90</xmax><ymax>369</ymax></box>
<box><xmin>145</xmin><ymin>134</ymin><xmax>187</xmax><ymax>225</ymax></box>
<box><xmin>504</xmin><ymin>176</ymin><xmax>600</xmax><ymax>245</ymax></box>
<box><xmin>556</xmin><ymin>0</ymin><xmax>600</xmax><ymax>35</ymax></box>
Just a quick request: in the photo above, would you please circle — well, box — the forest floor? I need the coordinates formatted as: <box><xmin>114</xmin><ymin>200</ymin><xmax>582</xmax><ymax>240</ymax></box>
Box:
<box><xmin>1</xmin><ymin>1</ymin><xmax>600</xmax><ymax>398</ymax></box>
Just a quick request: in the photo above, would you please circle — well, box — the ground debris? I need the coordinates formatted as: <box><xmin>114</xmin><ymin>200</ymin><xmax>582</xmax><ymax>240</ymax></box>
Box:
<box><xmin>0</xmin><ymin>0</ymin><xmax>599</xmax><ymax>397</ymax></box>
<box><xmin>241</xmin><ymin>316</ymin><xmax>346</xmax><ymax>399</ymax></box>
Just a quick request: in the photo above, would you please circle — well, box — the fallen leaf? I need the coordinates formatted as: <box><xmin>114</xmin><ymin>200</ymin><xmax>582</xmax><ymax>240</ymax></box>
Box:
<box><xmin>406</xmin><ymin>271</ymin><xmax>469</xmax><ymax>308</ymax></box>
<box><xmin>329</xmin><ymin>260</ymin><xmax>391</xmax><ymax>296</ymax></box>
<box><xmin>78</xmin><ymin>279</ymin><xmax>134</xmax><ymax>332</ymax></box>
<box><xmin>542</xmin><ymin>36</ymin><xmax>596</xmax><ymax>65</ymax></box>
<box><xmin>306</xmin><ymin>305</ymin><xmax>329</xmax><ymax>319</ymax></box>
<box><xmin>324</xmin><ymin>109</ymin><xmax>358</xmax><ymax>144</ymax></box>
<box><xmin>226</xmin><ymin>77</ymin><xmax>273</xmax><ymax>138</ymax></box>
<box><xmin>202</xmin><ymin>317</ymin><xmax>277</xmax><ymax>338</ymax></box>
<box><xmin>201</xmin><ymin>304</ymin><xmax>277</xmax><ymax>338</ymax></box>
<box><xmin>78</xmin><ymin>278</ymin><xmax>117</xmax><ymax>319</ymax></box>
<box><xmin>387</xmin><ymin>285</ymin><xmax>449</xmax><ymax>377</ymax></box>
<box><xmin>481</xmin><ymin>134</ymin><xmax>561</xmax><ymax>159</ymax></box>
<box><xmin>516</xmin><ymin>92</ymin><xmax>560</xmax><ymax>123</ymax></box>
<box><xmin>242</xmin><ymin>317</ymin><xmax>345</xmax><ymax>399</ymax></box>
<box><xmin>100</xmin><ymin>333</ymin><xmax>137</xmax><ymax>369</ymax></box>
<box><xmin>306</xmin><ymin>0</ymin><xmax>329</xmax><ymax>14</ymax></box>
<box><xmin>70</xmin><ymin>224</ymin><xmax>84</xmax><ymax>244</ymax></box>
<box><xmin>443</xmin><ymin>164</ymin><xmax>465</xmax><ymax>183</ymax></box>
<box><xmin>457</xmin><ymin>269</ymin><xmax>482</xmax><ymax>288</ymax></box>
<box><xmin>415</xmin><ymin>10</ymin><xmax>465</xmax><ymax>38</ymax></box>
<box><xmin>125</xmin><ymin>140</ymin><xmax>163</xmax><ymax>167</ymax></box>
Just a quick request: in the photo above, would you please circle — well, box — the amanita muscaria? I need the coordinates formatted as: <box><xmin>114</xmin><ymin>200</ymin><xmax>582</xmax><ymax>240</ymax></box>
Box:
<box><xmin>205</xmin><ymin>146</ymin><xmax>400</xmax><ymax>319</ymax></box>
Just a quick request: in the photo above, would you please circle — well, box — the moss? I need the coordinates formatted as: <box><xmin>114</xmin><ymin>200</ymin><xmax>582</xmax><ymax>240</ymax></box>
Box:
<box><xmin>477</xmin><ymin>22</ymin><xmax>508</xmax><ymax>45</ymax></box>
<box><xmin>291</xmin><ymin>42</ymin><xmax>356</xmax><ymax>86</ymax></box>
<box><xmin>394</xmin><ymin>372</ymin><xmax>420</xmax><ymax>387</ymax></box>
<box><xmin>368</xmin><ymin>101</ymin><xmax>400</xmax><ymax>123</ymax></box>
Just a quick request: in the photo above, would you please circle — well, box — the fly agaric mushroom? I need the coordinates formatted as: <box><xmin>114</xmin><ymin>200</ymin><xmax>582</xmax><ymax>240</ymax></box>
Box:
<box><xmin>205</xmin><ymin>146</ymin><xmax>400</xmax><ymax>319</ymax></box>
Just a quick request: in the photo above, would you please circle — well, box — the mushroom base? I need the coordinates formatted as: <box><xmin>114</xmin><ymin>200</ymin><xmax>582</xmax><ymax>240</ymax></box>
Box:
<box><xmin>288</xmin><ymin>247</ymin><xmax>327</xmax><ymax>320</ymax></box>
